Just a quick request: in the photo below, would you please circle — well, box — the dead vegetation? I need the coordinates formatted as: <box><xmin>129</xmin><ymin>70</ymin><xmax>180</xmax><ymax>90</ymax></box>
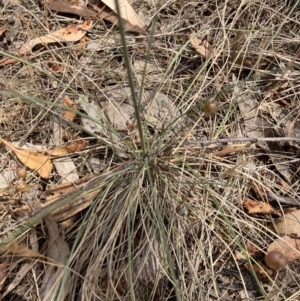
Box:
<box><xmin>0</xmin><ymin>0</ymin><xmax>300</xmax><ymax>300</ymax></box>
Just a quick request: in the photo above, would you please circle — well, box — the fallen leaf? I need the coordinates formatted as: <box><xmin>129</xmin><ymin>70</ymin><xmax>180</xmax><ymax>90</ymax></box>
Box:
<box><xmin>267</xmin><ymin>235</ymin><xmax>300</xmax><ymax>263</ymax></box>
<box><xmin>273</xmin><ymin>210</ymin><xmax>300</xmax><ymax>237</ymax></box>
<box><xmin>100</xmin><ymin>0</ymin><xmax>145</xmax><ymax>32</ymax></box>
<box><xmin>233</xmin><ymin>74</ymin><xmax>292</xmax><ymax>182</ymax></box>
<box><xmin>44</xmin><ymin>0</ymin><xmax>97</xmax><ymax>17</ymax></box>
<box><xmin>244</xmin><ymin>261</ymin><xmax>274</xmax><ymax>281</ymax></box>
<box><xmin>78</xmin><ymin>88</ymin><xmax>179</xmax><ymax>156</ymax></box>
<box><xmin>0</xmin><ymin>57</ymin><xmax>18</xmax><ymax>66</ymax></box>
<box><xmin>73</xmin><ymin>35</ymin><xmax>89</xmax><ymax>57</ymax></box>
<box><xmin>53</xmin><ymin>157</ymin><xmax>79</xmax><ymax>183</ymax></box>
<box><xmin>41</xmin><ymin>215</ymin><xmax>70</xmax><ymax>301</ymax></box>
<box><xmin>212</xmin><ymin>143</ymin><xmax>254</xmax><ymax>157</ymax></box>
<box><xmin>2</xmin><ymin>263</ymin><xmax>32</xmax><ymax>297</ymax></box>
<box><xmin>1</xmin><ymin>241</ymin><xmax>43</xmax><ymax>258</ymax></box>
<box><xmin>11</xmin><ymin>173</ymin><xmax>103</xmax><ymax>222</ymax></box>
<box><xmin>62</xmin><ymin>96</ymin><xmax>76</xmax><ymax>122</ymax></box>
<box><xmin>189</xmin><ymin>31</ymin><xmax>218</xmax><ymax>58</ymax></box>
<box><xmin>47</xmin><ymin>57</ymin><xmax>64</xmax><ymax>73</ymax></box>
<box><xmin>0</xmin><ymin>138</ymin><xmax>52</xmax><ymax>178</ymax></box>
<box><xmin>285</xmin><ymin>111</ymin><xmax>300</xmax><ymax>138</ymax></box>
<box><xmin>46</xmin><ymin>141</ymin><xmax>88</xmax><ymax>156</ymax></box>
<box><xmin>246</xmin><ymin>241</ymin><xmax>262</xmax><ymax>257</ymax></box>
<box><xmin>243</xmin><ymin>199</ymin><xmax>281</xmax><ymax>216</ymax></box>
<box><xmin>6</xmin><ymin>15</ymin><xmax>21</xmax><ymax>42</ymax></box>
<box><xmin>0</xmin><ymin>24</ymin><xmax>7</xmax><ymax>37</ymax></box>
<box><xmin>19</xmin><ymin>19</ymin><xmax>93</xmax><ymax>54</ymax></box>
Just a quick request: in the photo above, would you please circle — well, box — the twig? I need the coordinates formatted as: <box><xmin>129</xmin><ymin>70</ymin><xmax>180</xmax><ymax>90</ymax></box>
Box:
<box><xmin>184</xmin><ymin>137</ymin><xmax>300</xmax><ymax>147</ymax></box>
<box><xmin>268</xmin><ymin>191</ymin><xmax>300</xmax><ymax>207</ymax></box>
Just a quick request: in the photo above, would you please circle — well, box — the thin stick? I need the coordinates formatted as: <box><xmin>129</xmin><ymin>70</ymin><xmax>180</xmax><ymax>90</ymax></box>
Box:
<box><xmin>184</xmin><ymin>137</ymin><xmax>300</xmax><ymax>147</ymax></box>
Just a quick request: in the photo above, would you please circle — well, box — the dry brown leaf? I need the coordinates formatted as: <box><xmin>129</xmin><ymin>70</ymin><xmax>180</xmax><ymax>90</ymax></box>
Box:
<box><xmin>46</xmin><ymin>141</ymin><xmax>88</xmax><ymax>156</ymax></box>
<box><xmin>41</xmin><ymin>215</ymin><xmax>70</xmax><ymax>301</ymax></box>
<box><xmin>189</xmin><ymin>31</ymin><xmax>218</xmax><ymax>58</ymax></box>
<box><xmin>73</xmin><ymin>35</ymin><xmax>89</xmax><ymax>57</ymax></box>
<box><xmin>246</xmin><ymin>241</ymin><xmax>262</xmax><ymax>257</ymax></box>
<box><xmin>0</xmin><ymin>24</ymin><xmax>7</xmax><ymax>37</ymax></box>
<box><xmin>0</xmin><ymin>57</ymin><xmax>18</xmax><ymax>66</ymax></box>
<box><xmin>47</xmin><ymin>58</ymin><xmax>64</xmax><ymax>73</ymax></box>
<box><xmin>62</xmin><ymin>96</ymin><xmax>76</xmax><ymax>121</ymax></box>
<box><xmin>243</xmin><ymin>199</ymin><xmax>281</xmax><ymax>216</ymax></box>
<box><xmin>45</xmin><ymin>0</ymin><xmax>97</xmax><ymax>17</ymax></box>
<box><xmin>273</xmin><ymin>210</ymin><xmax>300</xmax><ymax>237</ymax></box>
<box><xmin>0</xmin><ymin>138</ymin><xmax>52</xmax><ymax>178</ymax></box>
<box><xmin>233</xmin><ymin>74</ymin><xmax>292</xmax><ymax>183</ymax></box>
<box><xmin>11</xmin><ymin>173</ymin><xmax>102</xmax><ymax>222</ymax></box>
<box><xmin>19</xmin><ymin>20</ymin><xmax>93</xmax><ymax>54</ymax></box>
<box><xmin>244</xmin><ymin>261</ymin><xmax>274</xmax><ymax>281</ymax></box>
<box><xmin>212</xmin><ymin>143</ymin><xmax>254</xmax><ymax>157</ymax></box>
<box><xmin>2</xmin><ymin>263</ymin><xmax>32</xmax><ymax>297</ymax></box>
<box><xmin>286</xmin><ymin>111</ymin><xmax>300</xmax><ymax>138</ymax></box>
<box><xmin>267</xmin><ymin>235</ymin><xmax>300</xmax><ymax>263</ymax></box>
<box><xmin>1</xmin><ymin>241</ymin><xmax>43</xmax><ymax>258</ymax></box>
<box><xmin>100</xmin><ymin>0</ymin><xmax>145</xmax><ymax>32</ymax></box>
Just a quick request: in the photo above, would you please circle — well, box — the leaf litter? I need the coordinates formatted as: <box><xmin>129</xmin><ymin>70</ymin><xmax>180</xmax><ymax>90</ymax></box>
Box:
<box><xmin>19</xmin><ymin>20</ymin><xmax>93</xmax><ymax>54</ymax></box>
<box><xmin>1</xmin><ymin>0</ymin><xmax>300</xmax><ymax>300</ymax></box>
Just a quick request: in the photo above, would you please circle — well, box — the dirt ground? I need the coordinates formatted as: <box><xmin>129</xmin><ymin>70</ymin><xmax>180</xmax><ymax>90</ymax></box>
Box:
<box><xmin>0</xmin><ymin>0</ymin><xmax>300</xmax><ymax>300</ymax></box>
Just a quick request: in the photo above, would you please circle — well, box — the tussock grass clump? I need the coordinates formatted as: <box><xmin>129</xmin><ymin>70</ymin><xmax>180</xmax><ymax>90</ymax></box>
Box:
<box><xmin>0</xmin><ymin>0</ymin><xmax>300</xmax><ymax>300</ymax></box>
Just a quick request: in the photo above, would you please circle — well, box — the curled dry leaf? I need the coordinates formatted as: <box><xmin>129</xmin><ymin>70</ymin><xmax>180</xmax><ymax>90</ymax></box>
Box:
<box><xmin>73</xmin><ymin>35</ymin><xmax>89</xmax><ymax>57</ymax></box>
<box><xmin>19</xmin><ymin>19</ymin><xmax>93</xmax><ymax>54</ymax></box>
<box><xmin>101</xmin><ymin>0</ymin><xmax>145</xmax><ymax>32</ymax></box>
<box><xmin>11</xmin><ymin>173</ymin><xmax>102</xmax><ymax>222</ymax></box>
<box><xmin>2</xmin><ymin>263</ymin><xmax>32</xmax><ymax>297</ymax></box>
<box><xmin>44</xmin><ymin>0</ymin><xmax>97</xmax><ymax>17</ymax></box>
<box><xmin>0</xmin><ymin>138</ymin><xmax>52</xmax><ymax>178</ymax></box>
<box><xmin>189</xmin><ymin>31</ymin><xmax>219</xmax><ymax>59</ymax></box>
<box><xmin>46</xmin><ymin>141</ymin><xmax>88</xmax><ymax>156</ymax></box>
<box><xmin>233</xmin><ymin>74</ymin><xmax>292</xmax><ymax>182</ymax></box>
<box><xmin>212</xmin><ymin>143</ymin><xmax>254</xmax><ymax>157</ymax></box>
<box><xmin>41</xmin><ymin>215</ymin><xmax>70</xmax><ymax>301</ymax></box>
<box><xmin>0</xmin><ymin>57</ymin><xmax>18</xmax><ymax>66</ymax></box>
<box><xmin>0</xmin><ymin>24</ymin><xmax>7</xmax><ymax>37</ymax></box>
<box><xmin>273</xmin><ymin>209</ymin><xmax>300</xmax><ymax>237</ymax></box>
<box><xmin>244</xmin><ymin>261</ymin><xmax>274</xmax><ymax>281</ymax></box>
<box><xmin>1</xmin><ymin>241</ymin><xmax>44</xmax><ymax>258</ymax></box>
<box><xmin>62</xmin><ymin>95</ymin><xmax>76</xmax><ymax>122</ymax></box>
<box><xmin>243</xmin><ymin>199</ymin><xmax>281</xmax><ymax>216</ymax></box>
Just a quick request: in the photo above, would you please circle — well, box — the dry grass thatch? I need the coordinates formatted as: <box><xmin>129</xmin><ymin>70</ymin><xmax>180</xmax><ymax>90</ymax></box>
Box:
<box><xmin>0</xmin><ymin>0</ymin><xmax>300</xmax><ymax>300</ymax></box>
